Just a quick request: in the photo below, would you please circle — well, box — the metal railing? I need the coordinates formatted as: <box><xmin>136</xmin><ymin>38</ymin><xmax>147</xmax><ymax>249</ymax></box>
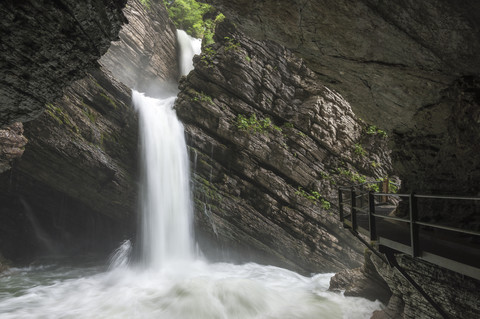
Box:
<box><xmin>338</xmin><ymin>184</ymin><xmax>480</xmax><ymax>280</ymax></box>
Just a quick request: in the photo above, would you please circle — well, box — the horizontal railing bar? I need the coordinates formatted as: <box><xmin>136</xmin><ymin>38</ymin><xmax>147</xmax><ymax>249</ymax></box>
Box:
<box><xmin>373</xmin><ymin>192</ymin><xmax>409</xmax><ymax>198</ymax></box>
<box><xmin>415</xmin><ymin>221</ymin><xmax>480</xmax><ymax>236</ymax></box>
<box><xmin>372</xmin><ymin>213</ymin><xmax>409</xmax><ymax>223</ymax></box>
<box><xmin>414</xmin><ymin>194</ymin><xmax>480</xmax><ymax>201</ymax></box>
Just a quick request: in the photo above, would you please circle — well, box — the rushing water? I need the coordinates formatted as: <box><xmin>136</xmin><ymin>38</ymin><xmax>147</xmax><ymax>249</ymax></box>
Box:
<box><xmin>0</xmin><ymin>31</ymin><xmax>384</xmax><ymax>318</ymax></box>
<box><xmin>135</xmin><ymin>91</ymin><xmax>194</xmax><ymax>268</ymax></box>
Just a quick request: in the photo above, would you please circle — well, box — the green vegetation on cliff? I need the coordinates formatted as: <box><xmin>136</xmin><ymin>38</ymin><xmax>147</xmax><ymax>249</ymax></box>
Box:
<box><xmin>163</xmin><ymin>0</ymin><xmax>224</xmax><ymax>44</ymax></box>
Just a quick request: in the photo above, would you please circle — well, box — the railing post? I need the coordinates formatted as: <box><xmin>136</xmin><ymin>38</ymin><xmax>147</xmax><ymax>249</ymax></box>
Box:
<box><xmin>409</xmin><ymin>192</ymin><xmax>419</xmax><ymax>257</ymax></box>
<box><xmin>338</xmin><ymin>188</ymin><xmax>344</xmax><ymax>223</ymax></box>
<box><xmin>351</xmin><ymin>187</ymin><xmax>357</xmax><ymax>232</ymax></box>
<box><xmin>368</xmin><ymin>191</ymin><xmax>377</xmax><ymax>241</ymax></box>
<box><xmin>382</xmin><ymin>177</ymin><xmax>389</xmax><ymax>203</ymax></box>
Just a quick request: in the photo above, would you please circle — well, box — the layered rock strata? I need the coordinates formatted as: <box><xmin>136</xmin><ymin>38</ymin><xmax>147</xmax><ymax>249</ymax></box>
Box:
<box><xmin>0</xmin><ymin>68</ymin><xmax>138</xmax><ymax>262</ymax></box>
<box><xmin>371</xmin><ymin>253</ymin><xmax>480</xmax><ymax>319</ymax></box>
<box><xmin>175</xmin><ymin>22</ymin><xmax>393</xmax><ymax>274</ymax></box>
<box><xmin>0</xmin><ymin>0</ymin><xmax>179</xmax><ymax>263</ymax></box>
<box><xmin>0</xmin><ymin>123</ymin><xmax>27</xmax><ymax>174</ymax></box>
<box><xmin>200</xmin><ymin>3</ymin><xmax>480</xmax><ymax>316</ymax></box>
<box><xmin>203</xmin><ymin>0</ymin><xmax>480</xmax><ymax>222</ymax></box>
<box><xmin>0</xmin><ymin>0</ymin><xmax>127</xmax><ymax>127</ymax></box>
<box><xmin>100</xmin><ymin>0</ymin><xmax>179</xmax><ymax>94</ymax></box>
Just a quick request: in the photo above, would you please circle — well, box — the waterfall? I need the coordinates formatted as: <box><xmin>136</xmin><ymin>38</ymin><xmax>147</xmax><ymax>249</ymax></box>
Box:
<box><xmin>0</xmin><ymin>30</ymin><xmax>384</xmax><ymax>319</ymax></box>
<box><xmin>133</xmin><ymin>92</ymin><xmax>194</xmax><ymax>268</ymax></box>
<box><xmin>177</xmin><ymin>29</ymin><xmax>202</xmax><ymax>76</ymax></box>
<box><xmin>132</xmin><ymin>30</ymin><xmax>201</xmax><ymax>269</ymax></box>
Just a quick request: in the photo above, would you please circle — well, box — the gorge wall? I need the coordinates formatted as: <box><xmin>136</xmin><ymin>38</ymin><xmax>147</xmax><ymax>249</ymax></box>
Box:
<box><xmin>198</xmin><ymin>1</ymin><xmax>480</xmax><ymax>318</ymax></box>
<box><xmin>176</xmin><ymin>22</ymin><xmax>393</xmax><ymax>274</ymax></box>
<box><xmin>203</xmin><ymin>0</ymin><xmax>480</xmax><ymax>223</ymax></box>
<box><xmin>0</xmin><ymin>0</ymin><xmax>178</xmax><ymax>263</ymax></box>
<box><xmin>0</xmin><ymin>0</ymin><xmax>127</xmax><ymax>128</ymax></box>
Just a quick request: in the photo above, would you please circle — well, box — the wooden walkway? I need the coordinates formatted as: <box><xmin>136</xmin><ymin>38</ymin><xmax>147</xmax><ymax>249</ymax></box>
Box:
<box><xmin>338</xmin><ymin>186</ymin><xmax>480</xmax><ymax>281</ymax></box>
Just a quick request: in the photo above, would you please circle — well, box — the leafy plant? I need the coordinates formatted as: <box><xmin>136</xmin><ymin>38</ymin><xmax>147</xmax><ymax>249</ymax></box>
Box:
<box><xmin>295</xmin><ymin>187</ymin><xmax>331</xmax><ymax>209</ymax></box>
<box><xmin>354</xmin><ymin>143</ymin><xmax>366</xmax><ymax>157</ymax></box>
<box><xmin>140</xmin><ymin>0</ymin><xmax>151</xmax><ymax>9</ymax></box>
<box><xmin>200</xmin><ymin>46</ymin><xmax>216</xmax><ymax>67</ymax></box>
<box><xmin>191</xmin><ymin>91</ymin><xmax>213</xmax><ymax>104</ymax></box>
<box><xmin>224</xmin><ymin>36</ymin><xmax>240</xmax><ymax>52</ymax></box>
<box><xmin>236</xmin><ymin>114</ymin><xmax>282</xmax><ymax>133</ymax></box>
<box><xmin>163</xmin><ymin>0</ymin><xmax>223</xmax><ymax>44</ymax></box>
<box><xmin>337</xmin><ymin>168</ymin><xmax>367</xmax><ymax>184</ymax></box>
<box><xmin>366</xmin><ymin>125</ymin><xmax>388</xmax><ymax>138</ymax></box>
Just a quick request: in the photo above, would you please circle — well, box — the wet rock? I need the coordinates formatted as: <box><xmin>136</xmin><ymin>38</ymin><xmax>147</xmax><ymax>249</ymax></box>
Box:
<box><xmin>203</xmin><ymin>0</ymin><xmax>480</xmax><ymax>230</ymax></box>
<box><xmin>176</xmin><ymin>22</ymin><xmax>393</xmax><ymax>274</ymax></box>
<box><xmin>0</xmin><ymin>68</ymin><xmax>138</xmax><ymax>262</ymax></box>
<box><xmin>100</xmin><ymin>0</ymin><xmax>179</xmax><ymax>92</ymax></box>
<box><xmin>0</xmin><ymin>0</ymin><xmax>179</xmax><ymax>262</ymax></box>
<box><xmin>370</xmin><ymin>252</ymin><xmax>480</xmax><ymax>319</ymax></box>
<box><xmin>0</xmin><ymin>123</ymin><xmax>27</xmax><ymax>173</ymax></box>
<box><xmin>329</xmin><ymin>250</ymin><xmax>392</xmax><ymax>304</ymax></box>
<box><xmin>0</xmin><ymin>0</ymin><xmax>128</xmax><ymax>127</ymax></box>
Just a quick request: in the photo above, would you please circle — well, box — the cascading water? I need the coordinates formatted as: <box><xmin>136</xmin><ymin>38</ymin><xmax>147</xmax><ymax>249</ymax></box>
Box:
<box><xmin>0</xmin><ymin>31</ymin><xmax>384</xmax><ymax>318</ymax></box>
<box><xmin>134</xmin><ymin>92</ymin><xmax>194</xmax><ymax>268</ymax></box>
<box><xmin>133</xmin><ymin>28</ymin><xmax>201</xmax><ymax>268</ymax></box>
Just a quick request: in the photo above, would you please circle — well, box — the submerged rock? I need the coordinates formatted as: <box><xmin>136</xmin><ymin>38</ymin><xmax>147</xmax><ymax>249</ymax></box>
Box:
<box><xmin>329</xmin><ymin>250</ymin><xmax>392</xmax><ymax>305</ymax></box>
<box><xmin>176</xmin><ymin>22</ymin><xmax>393</xmax><ymax>274</ymax></box>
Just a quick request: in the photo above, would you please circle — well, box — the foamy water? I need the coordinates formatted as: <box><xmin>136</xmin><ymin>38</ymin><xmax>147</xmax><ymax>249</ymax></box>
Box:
<box><xmin>0</xmin><ymin>260</ymin><xmax>382</xmax><ymax>319</ymax></box>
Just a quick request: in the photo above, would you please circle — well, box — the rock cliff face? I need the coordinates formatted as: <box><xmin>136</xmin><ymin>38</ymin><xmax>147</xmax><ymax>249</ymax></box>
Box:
<box><xmin>0</xmin><ymin>68</ymin><xmax>137</xmax><ymax>261</ymax></box>
<box><xmin>331</xmin><ymin>249</ymin><xmax>480</xmax><ymax>319</ymax></box>
<box><xmin>198</xmin><ymin>3</ymin><xmax>480</xmax><ymax>317</ymax></box>
<box><xmin>203</xmin><ymin>0</ymin><xmax>480</xmax><ymax>220</ymax></box>
<box><xmin>100</xmin><ymin>0</ymin><xmax>179</xmax><ymax>94</ymax></box>
<box><xmin>0</xmin><ymin>123</ymin><xmax>27</xmax><ymax>173</ymax></box>
<box><xmin>175</xmin><ymin>22</ymin><xmax>393</xmax><ymax>273</ymax></box>
<box><xmin>0</xmin><ymin>0</ymin><xmax>178</xmax><ymax>263</ymax></box>
<box><xmin>0</xmin><ymin>0</ymin><xmax>127</xmax><ymax>127</ymax></box>
<box><xmin>372</xmin><ymin>253</ymin><xmax>480</xmax><ymax>319</ymax></box>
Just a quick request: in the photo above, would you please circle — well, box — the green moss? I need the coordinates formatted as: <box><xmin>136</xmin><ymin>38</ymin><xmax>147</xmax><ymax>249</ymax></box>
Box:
<box><xmin>45</xmin><ymin>103</ymin><xmax>79</xmax><ymax>134</ymax></box>
<box><xmin>82</xmin><ymin>106</ymin><xmax>98</xmax><ymax>123</ymax></box>
<box><xmin>100</xmin><ymin>93</ymin><xmax>118</xmax><ymax>109</ymax></box>
<box><xmin>194</xmin><ymin>175</ymin><xmax>223</xmax><ymax>202</ymax></box>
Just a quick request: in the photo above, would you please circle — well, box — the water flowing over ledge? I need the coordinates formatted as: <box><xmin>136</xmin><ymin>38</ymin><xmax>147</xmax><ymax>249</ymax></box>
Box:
<box><xmin>0</xmin><ymin>29</ymin><xmax>384</xmax><ymax>318</ymax></box>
